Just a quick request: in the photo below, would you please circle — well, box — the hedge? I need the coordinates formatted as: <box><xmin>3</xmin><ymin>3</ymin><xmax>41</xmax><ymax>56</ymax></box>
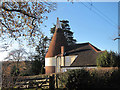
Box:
<box><xmin>58</xmin><ymin>69</ymin><xmax>120</xmax><ymax>89</ymax></box>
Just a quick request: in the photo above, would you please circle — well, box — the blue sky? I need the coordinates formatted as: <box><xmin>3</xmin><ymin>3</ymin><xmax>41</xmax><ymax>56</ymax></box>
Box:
<box><xmin>42</xmin><ymin>2</ymin><xmax>118</xmax><ymax>52</ymax></box>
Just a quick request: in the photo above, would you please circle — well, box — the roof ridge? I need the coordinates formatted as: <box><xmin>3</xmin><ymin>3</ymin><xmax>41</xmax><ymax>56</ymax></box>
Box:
<box><xmin>76</xmin><ymin>42</ymin><xmax>89</xmax><ymax>44</ymax></box>
<box><xmin>88</xmin><ymin>43</ymin><xmax>101</xmax><ymax>52</ymax></box>
<box><xmin>68</xmin><ymin>42</ymin><xmax>89</xmax><ymax>46</ymax></box>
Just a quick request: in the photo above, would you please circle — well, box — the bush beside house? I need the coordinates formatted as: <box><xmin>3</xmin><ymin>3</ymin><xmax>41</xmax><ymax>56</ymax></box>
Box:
<box><xmin>97</xmin><ymin>51</ymin><xmax>120</xmax><ymax>67</ymax></box>
<box><xmin>58</xmin><ymin>69</ymin><xmax>120</xmax><ymax>89</ymax></box>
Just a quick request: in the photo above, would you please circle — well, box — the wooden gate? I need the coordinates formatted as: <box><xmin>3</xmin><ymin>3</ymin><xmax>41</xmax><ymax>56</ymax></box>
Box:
<box><xmin>15</xmin><ymin>75</ymin><xmax>55</xmax><ymax>89</ymax></box>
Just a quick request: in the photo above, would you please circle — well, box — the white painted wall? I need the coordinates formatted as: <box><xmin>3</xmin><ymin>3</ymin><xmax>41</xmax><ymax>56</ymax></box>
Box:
<box><xmin>45</xmin><ymin>55</ymin><xmax>78</xmax><ymax>73</ymax></box>
<box><xmin>61</xmin><ymin>67</ymin><xmax>97</xmax><ymax>72</ymax></box>
<box><xmin>56</xmin><ymin>57</ymin><xmax>61</xmax><ymax>73</ymax></box>
<box><xmin>45</xmin><ymin>57</ymin><xmax>56</xmax><ymax>66</ymax></box>
<box><xmin>61</xmin><ymin>57</ymin><xmax>64</xmax><ymax>66</ymax></box>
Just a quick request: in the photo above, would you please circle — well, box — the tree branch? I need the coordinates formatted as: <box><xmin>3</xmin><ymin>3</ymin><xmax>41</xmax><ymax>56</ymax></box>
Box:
<box><xmin>30</xmin><ymin>18</ymin><xmax>36</xmax><ymax>37</ymax></box>
<box><xmin>114</xmin><ymin>38</ymin><xmax>120</xmax><ymax>41</ymax></box>
<box><xmin>2</xmin><ymin>6</ymin><xmax>37</xmax><ymax>19</ymax></box>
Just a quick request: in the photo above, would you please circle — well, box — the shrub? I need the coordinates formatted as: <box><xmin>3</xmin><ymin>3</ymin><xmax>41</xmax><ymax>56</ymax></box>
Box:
<box><xmin>97</xmin><ymin>51</ymin><xmax>118</xmax><ymax>67</ymax></box>
<box><xmin>66</xmin><ymin>69</ymin><xmax>92</xmax><ymax>89</ymax></box>
<box><xmin>60</xmin><ymin>69</ymin><xmax>119</xmax><ymax>89</ymax></box>
<box><xmin>117</xmin><ymin>55</ymin><xmax>120</xmax><ymax>67</ymax></box>
<box><xmin>31</xmin><ymin>60</ymin><xmax>42</xmax><ymax>75</ymax></box>
<box><xmin>110</xmin><ymin>69</ymin><xmax>120</xmax><ymax>88</ymax></box>
<box><xmin>58</xmin><ymin>71</ymin><xmax>70</xmax><ymax>88</ymax></box>
<box><xmin>10</xmin><ymin>65</ymin><xmax>20</xmax><ymax>76</ymax></box>
<box><xmin>31</xmin><ymin>59</ymin><xmax>45</xmax><ymax>75</ymax></box>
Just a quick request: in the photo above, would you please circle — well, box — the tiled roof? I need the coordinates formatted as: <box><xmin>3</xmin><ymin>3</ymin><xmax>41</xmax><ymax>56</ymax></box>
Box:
<box><xmin>65</xmin><ymin>42</ymin><xmax>101</xmax><ymax>54</ymax></box>
<box><xmin>45</xmin><ymin>28</ymin><xmax>68</xmax><ymax>58</ymax></box>
<box><xmin>64</xmin><ymin>42</ymin><xmax>104</xmax><ymax>66</ymax></box>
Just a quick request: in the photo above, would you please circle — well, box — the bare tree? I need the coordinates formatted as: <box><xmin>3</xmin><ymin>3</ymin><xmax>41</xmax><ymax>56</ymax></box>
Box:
<box><xmin>5</xmin><ymin>48</ymin><xmax>27</xmax><ymax>67</ymax></box>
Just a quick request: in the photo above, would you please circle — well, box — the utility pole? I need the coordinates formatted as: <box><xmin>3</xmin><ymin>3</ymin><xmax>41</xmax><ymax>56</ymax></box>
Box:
<box><xmin>114</xmin><ymin>2</ymin><xmax>120</xmax><ymax>55</ymax></box>
<box><xmin>118</xmin><ymin>1</ymin><xmax>120</xmax><ymax>55</ymax></box>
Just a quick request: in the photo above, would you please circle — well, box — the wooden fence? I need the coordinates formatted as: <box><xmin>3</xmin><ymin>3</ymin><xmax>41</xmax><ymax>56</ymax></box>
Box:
<box><xmin>15</xmin><ymin>74</ymin><xmax>55</xmax><ymax>89</ymax></box>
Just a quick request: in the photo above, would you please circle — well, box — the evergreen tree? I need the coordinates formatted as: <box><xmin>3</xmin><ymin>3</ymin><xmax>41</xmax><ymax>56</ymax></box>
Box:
<box><xmin>50</xmin><ymin>20</ymin><xmax>77</xmax><ymax>45</ymax></box>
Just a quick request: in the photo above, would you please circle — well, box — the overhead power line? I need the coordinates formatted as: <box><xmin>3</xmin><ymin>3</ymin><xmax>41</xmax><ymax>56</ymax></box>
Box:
<box><xmin>90</xmin><ymin>2</ymin><xmax>117</xmax><ymax>26</ymax></box>
<box><xmin>79</xmin><ymin>1</ymin><xmax>117</xmax><ymax>29</ymax></box>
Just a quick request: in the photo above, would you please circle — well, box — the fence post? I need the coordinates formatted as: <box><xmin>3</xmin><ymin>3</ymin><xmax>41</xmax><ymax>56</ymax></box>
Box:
<box><xmin>49</xmin><ymin>74</ymin><xmax>55</xmax><ymax>90</ymax></box>
<box><xmin>55</xmin><ymin>74</ymin><xmax>58</xmax><ymax>89</ymax></box>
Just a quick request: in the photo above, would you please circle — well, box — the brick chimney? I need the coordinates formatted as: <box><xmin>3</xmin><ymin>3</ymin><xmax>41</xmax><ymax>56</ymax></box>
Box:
<box><xmin>61</xmin><ymin>46</ymin><xmax>65</xmax><ymax>56</ymax></box>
